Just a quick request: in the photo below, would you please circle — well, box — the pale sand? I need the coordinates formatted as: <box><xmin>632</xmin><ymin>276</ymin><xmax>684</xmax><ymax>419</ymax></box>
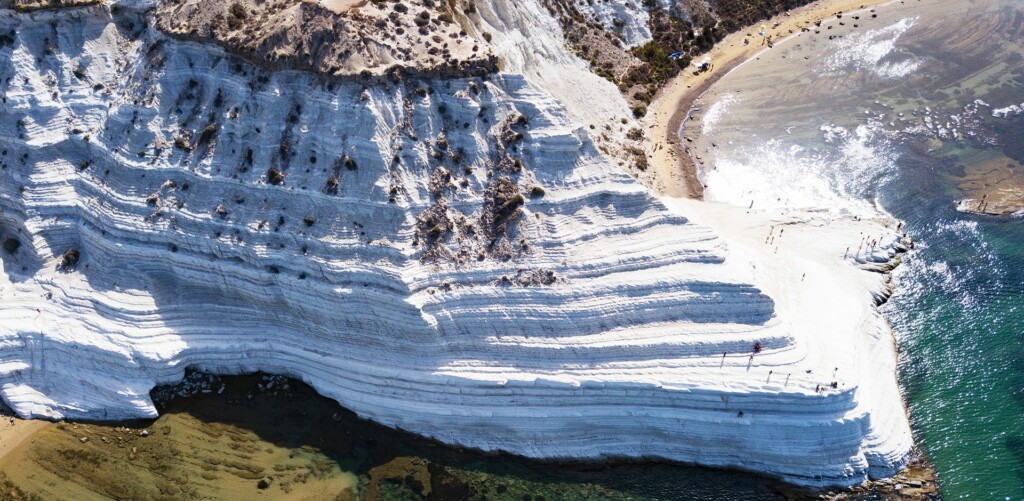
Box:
<box><xmin>0</xmin><ymin>418</ymin><xmax>48</xmax><ymax>461</ymax></box>
<box><xmin>316</xmin><ymin>0</ymin><xmax>365</xmax><ymax>14</ymax></box>
<box><xmin>645</xmin><ymin>0</ymin><xmax>897</xmax><ymax>199</ymax></box>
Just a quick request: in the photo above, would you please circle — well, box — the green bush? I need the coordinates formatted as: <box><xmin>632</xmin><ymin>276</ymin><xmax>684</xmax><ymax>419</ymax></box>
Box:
<box><xmin>266</xmin><ymin>168</ymin><xmax>285</xmax><ymax>185</ymax></box>
<box><xmin>2</xmin><ymin>237</ymin><xmax>20</xmax><ymax>254</ymax></box>
<box><xmin>61</xmin><ymin>248</ymin><xmax>80</xmax><ymax>269</ymax></box>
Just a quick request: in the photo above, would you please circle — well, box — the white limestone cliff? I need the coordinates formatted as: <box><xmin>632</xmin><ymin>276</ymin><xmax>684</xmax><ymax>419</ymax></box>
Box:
<box><xmin>0</xmin><ymin>0</ymin><xmax>912</xmax><ymax>488</ymax></box>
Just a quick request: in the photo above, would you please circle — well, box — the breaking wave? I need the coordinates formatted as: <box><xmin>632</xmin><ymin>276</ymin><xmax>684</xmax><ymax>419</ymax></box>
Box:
<box><xmin>701</xmin><ymin>92</ymin><xmax>738</xmax><ymax>135</ymax></box>
<box><xmin>703</xmin><ymin>122</ymin><xmax>898</xmax><ymax>216</ymax></box>
<box><xmin>992</xmin><ymin>102</ymin><xmax>1024</xmax><ymax>118</ymax></box>
<box><xmin>822</xmin><ymin>17</ymin><xmax>922</xmax><ymax>79</ymax></box>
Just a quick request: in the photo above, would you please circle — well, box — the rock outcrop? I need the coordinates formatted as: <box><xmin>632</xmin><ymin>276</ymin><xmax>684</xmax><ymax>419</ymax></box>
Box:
<box><xmin>153</xmin><ymin>0</ymin><xmax>497</xmax><ymax>77</ymax></box>
<box><xmin>0</xmin><ymin>0</ymin><xmax>911</xmax><ymax>488</ymax></box>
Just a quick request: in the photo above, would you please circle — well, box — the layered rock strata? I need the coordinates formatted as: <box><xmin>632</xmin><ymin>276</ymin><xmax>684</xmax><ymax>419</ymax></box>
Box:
<box><xmin>0</xmin><ymin>0</ymin><xmax>911</xmax><ymax>487</ymax></box>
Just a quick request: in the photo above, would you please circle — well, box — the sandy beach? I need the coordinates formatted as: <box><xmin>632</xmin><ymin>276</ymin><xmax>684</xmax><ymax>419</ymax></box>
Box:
<box><xmin>645</xmin><ymin>0</ymin><xmax>897</xmax><ymax>199</ymax></box>
<box><xmin>646</xmin><ymin>0</ymin><xmax>949</xmax><ymax>493</ymax></box>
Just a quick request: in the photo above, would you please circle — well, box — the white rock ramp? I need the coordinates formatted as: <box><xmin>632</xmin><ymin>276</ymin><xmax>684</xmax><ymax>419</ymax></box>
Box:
<box><xmin>0</xmin><ymin>3</ymin><xmax>911</xmax><ymax>488</ymax></box>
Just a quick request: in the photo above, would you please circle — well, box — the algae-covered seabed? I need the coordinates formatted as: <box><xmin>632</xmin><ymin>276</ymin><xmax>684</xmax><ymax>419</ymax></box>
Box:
<box><xmin>0</xmin><ymin>375</ymin><xmax>786</xmax><ymax>501</ymax></box>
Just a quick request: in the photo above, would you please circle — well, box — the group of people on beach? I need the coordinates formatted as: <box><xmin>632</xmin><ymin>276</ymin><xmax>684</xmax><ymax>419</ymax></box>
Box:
<box><xmin>815</xmin><ymin>381</ymin><xmax>839</xmax><ymax>393</ymax></box>
<box><xmin>724</xmin><ymin>342</ymin><xmax>847</xmax><ymax>420</ymax></box>
<box><xmin>765</xmin><ymin>225</ymin><xmax>785</xmax><ymax>245</ymax></box>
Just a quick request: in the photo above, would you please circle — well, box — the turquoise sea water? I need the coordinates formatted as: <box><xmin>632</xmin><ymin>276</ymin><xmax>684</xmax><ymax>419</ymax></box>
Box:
<box><xmin>886</xmin><ymin>151</ymin><xmax>1024</xmax><ymax>500</ymax></box>
<box><xmin>691</xmin><ymin>0</ymin><xmax>1024</xmax><ymax>497</ymax></box>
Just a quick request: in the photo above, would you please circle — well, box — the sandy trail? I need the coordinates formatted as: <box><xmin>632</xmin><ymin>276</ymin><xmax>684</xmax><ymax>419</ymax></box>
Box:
<box><xmin>646</xmin><ymin>0</ymin><xmax>897</xmax><ymax>199</ymax></box>
<box><xmin>0</xmin><ymin>418</ymin><xmax>48</xmax><ymax>462</ymax></box>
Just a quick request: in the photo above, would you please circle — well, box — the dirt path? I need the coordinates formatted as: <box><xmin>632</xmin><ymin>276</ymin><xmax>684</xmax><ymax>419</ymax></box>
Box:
<box><xmin>0</xmin><ymin>418</ymin><xmax>49</xmax><ymax>462</ymax></box>
<box><xmin>646</xmin><ymin>0</ymin><xmax>897</xmax><ymax>199</ymax></box>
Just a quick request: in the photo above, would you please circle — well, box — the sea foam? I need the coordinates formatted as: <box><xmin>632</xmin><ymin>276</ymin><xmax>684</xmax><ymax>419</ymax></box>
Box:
<box><xmin>704</xmin><ymin>122</ymin><xmax>897</xmax><ymax>217</ymax></box>
<box><xmin>822</xmin><ymin>18</ymin><xmax>922</xmax><ymax>80</ymax></box>
<box><xmin>702</xmin><ymin>93</ymin><xmax>739</xmax><ymax>136</ymax></box>
<box><xmin>992</xmin><ymin>103</ymin><xmax>1024</xmax><ymax>118</ymax></box>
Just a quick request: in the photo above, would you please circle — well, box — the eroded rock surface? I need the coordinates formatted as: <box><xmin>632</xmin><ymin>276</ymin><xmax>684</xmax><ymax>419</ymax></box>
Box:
<box><xmin>0</xmin><ymin>0</ymin><xmax>912</xmax><ymax>488</ymax></box>
<box><xmin>154</xmin><ymin>0</ymin><xmax>496</xmax><ymax>77</ymax></box>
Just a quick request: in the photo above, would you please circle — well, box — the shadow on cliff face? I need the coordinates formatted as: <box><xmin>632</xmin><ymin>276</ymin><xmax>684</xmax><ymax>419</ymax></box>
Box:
<box><xmin>0</xmin><ymin>376</ymin><xmax>927</xmax><ymax>499</ymax></box>
<box><xmin>0</xmin><ymin>222</ymin><xmax>42</xmax><ymax>284</ymax></box>
<box><xmin>134</xmin><ymin>371</ymin><xmax>786</xmax><ymax>500</ymax></box>
<box><xmin>0</xmin><ymin>370</ymin><xmax>790</xmax><ymax>499</ymax></box>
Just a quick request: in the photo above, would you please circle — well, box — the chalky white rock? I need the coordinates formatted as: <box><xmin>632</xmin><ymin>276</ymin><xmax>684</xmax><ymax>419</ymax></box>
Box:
<box><xmin>0</xmin><ymin>0</ymin><xmax>912</xmax><ymax>487</ymax></box>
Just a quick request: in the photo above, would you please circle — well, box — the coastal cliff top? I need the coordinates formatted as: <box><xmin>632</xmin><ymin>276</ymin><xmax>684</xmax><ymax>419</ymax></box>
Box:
<box><xmin>152</xmin><ymin>0</ymin><xmax>497</xmax><ymax>77</ymax></box>
<box><xmin>1</xmin><ymin>0</ymin><xmax>100</xmax><ymax>10</ymax></box>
